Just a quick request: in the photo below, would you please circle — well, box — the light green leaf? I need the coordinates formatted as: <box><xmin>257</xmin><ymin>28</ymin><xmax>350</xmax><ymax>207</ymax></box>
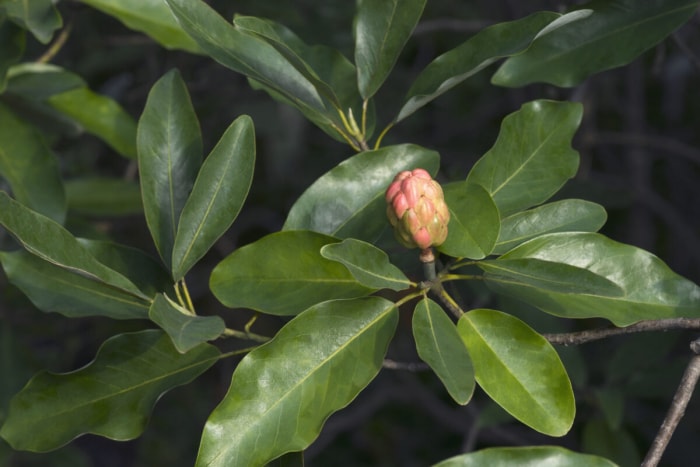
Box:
<box><xmin>196</xmin><ymin>297</ymin><xmax>398</xmax><ymax>467</ymax></box>
<box><xmin>0</xmin><ymin>330</ymin><xmax>219</xmax><ymax>452</ymax></box>
<box><xmin>413</xmin><ymin>298</ymin><xmax>474</xmax><ymax>405</ymax></box>
<box><xmin>467</xmin><ymin>100</ymin><xmax>582</xmax><ymax>216</ymax></box>
<box><xmin>494</xmin><ymin>199</ymin><xmax>607</xmax><ymax>255</ymax></box>
<box><xmin>66</xmin><ymin>177</ymin><xmax>142</xmax><ymax>216</ymax></box>
<box><xmin>0</xmin><ymin>250</ymin><xmax>149</xmax><ymax>320</ymax></box>
<box><xmin>148</xmin><ymin>294</ymin><xmax>225</xmax><ymax>353</ymax></box>
<box><xmin>1</xmin><ymin>0</ymin><xmax>61</xmax><ymax>44</ymax></box>
<box><xmin>485</xmin><ymin>232</ymin><xmax>700</xmax><ymax>326</ymax></box>
<box><xmin>0</xmin><ymin>102</ymin><xmax>65</xmax><ymax>223</ymax></box>
<box><xmin>492</xmin><ymin>0</ymin><xmax>700</xmax><ymax>88</ymax></box>
<box><xmin>137</xmin><ymin>69</ymin><xmax>202</xmax><ymax>271</ymax></box>
<box><xmin>0</xmin><ymin>191</ymin><xmax>148</xmax><ymax>300</ymax></box>
<box><xmin>210</xmin><ymin>231</ymin><xmax>374</xmax><ymax>316</ymax></box>
<box><xmin>283</xmin><ymin>144</ymin><xmax>440</xmax><ymax>242</ymax></box>
<box><xmin>438</xmin><ymin>181</ymin><xmax>500</xmax><ymax>259</ymax></box>
<box><xmin>434</xmin><ymin>445</ymin><xmax>618</xmax><ymax>467</ymax></box>
<box><xmin>354</xmin><ymin>0</ymin><xmax>427</xmax><ymax>99</ymax></box>
<box><xmin>458</xmin><ymin>309</ymin><xmax>574</xmax><ymax>436</ymax></box>
<box><xmin>320</xmin><ymin>238</ymin><xmax>410</xmax><ymax>291</ymax></box>
<box><xmin>79</xmin><ymin>0</ymin><xmax>200</xmax><ymax>53</ymax></box>
<box><xmin>171</xmin><ymin>115</ymin><xmax>255</xmax><ymax>280</ymax></box>
<box><xmin>397</xmin><ymin>11</ymin><xmax>559</xmax><ymax>122</ymax></box>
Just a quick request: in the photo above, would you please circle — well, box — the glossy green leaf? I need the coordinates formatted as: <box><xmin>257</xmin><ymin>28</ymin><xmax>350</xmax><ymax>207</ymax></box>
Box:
<box><xmin>5</xmin><ymin>62</ymin><xmax>85</xmax><ymax>99</ymax></box>
<box><xmin>413</xmin><ymin>298</ymin><xmax>474</xmax><ymax>405</ymax></box>
<box><xmin>434</xmin><ymin>445</ymin><xmax>618</xmax><ymax>467</ymax></box>
<box><xmin>0</xmin><ymin>330</ymin><xmax>220</xmax><ymax>452</ymax></box>
<box><xmin>457</xmin><ymin>309</ymin><xmax>574</xmax><ymax>436</ymax></box>
<box><xmin>320</xmin><ymin>238</ymin><xmax>410</xmax><ymax>291</ymax></box>
<box><xmin>0</xmin><ymin>19</ymin><xmax>26</xmax><ymax>91</ymax></box>
<box><xmin>1</xmin><ymin>0</ymin><xmax>61</xmax><ymax>43</ymax></box>
<box><xmin>438</xmin><ymin>181</ymin><xmax>500</xmax><ymax>259</ymax></box>
<box><xmin>484</xmin><ymin>232</ymin><xmax>700</xmax><ymax>326</ymax></box>
<box><xmin>494</xmin><ymin>199</ymin><xmax>607</xmax><ymax>255</ymax></box>
<box><xmin>137</xmin><ymin>69</ymin><xmax>202</xmax><ymax>271</ymax></box>
<box><xmin>197</xmin><ymin>297</ymin><xmax>398</xmax><ymax>467</ymax></box>
<box><xmin>283</xmin><ymin>144</ymin><xmax>440</xmax><ymax>242</ymax></box>
<box><xmin>79</xmin><ymin>0</ymin><xmax>200</xmax><ymax>53</ymax></box>
<box><xmin>210</xmin><ymin>231</ymin><xmax>374</xmax><ymax>316</ymax></box>
<box><xmin>0</xmin><ymin>250</ymin><xmax>149</xmax><ymax>320</ymax></box>
<box><xmin>48</xmin><ymin>87</ymin><xmax>137</xmax><ymax>159</ymax></box>
<box><xmin>148</xmin><ymin>294</ymin><xmax>225</xmax><ymax>353</ymax></box>
<box><xmin>354</xmin><ymin>0</ymin><xmax>426</xmax><ymax>99</ymax></box>
<box><xmin>492</xmin><ymin>0</ymin><xmax>700</xmax><ymax>88</ymax></box>
<box><xmin>467</xmin><ymin>100</ymin><xmax>581</xmax><ymax>216</ymax></box>
<box><xmin>171</xmin><ymin>115</ymin><xmax>255</xmax><ymax>280</ymax></box>
<box><xmin>397</xmin><ymin>11</ymin><xmax>559</xmax><ymax>122</ymax></box>
<box><xmin>66</xmin><ymin>177</ymin><xmax>142</xmax><ymax>216</ymax></box>
<box><xmin>0</xmin><ymin>102</ymin><xmax>65</xmax><ymax>223</ymax></box>
<box><xmin>0</xmin><ymin>191</ymin><xmax>148</xmax><ymax>300</ymax></box>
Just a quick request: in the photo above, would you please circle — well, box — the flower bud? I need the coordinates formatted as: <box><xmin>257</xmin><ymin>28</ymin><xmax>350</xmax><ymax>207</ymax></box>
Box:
<box><xmin>385</xmin><ymin>169</ymin><xmax>450</xmax><ymax>249</ymax></box>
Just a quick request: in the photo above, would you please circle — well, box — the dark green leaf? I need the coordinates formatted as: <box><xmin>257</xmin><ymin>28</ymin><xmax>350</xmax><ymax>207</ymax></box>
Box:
<box><xmin>492</xmin><ymin>0</ymin><xmax>700</xmax><ymax>87</ymax></box>
<box><xmin>413</xmin><ymin>298</ymin><xmax>474</xmax><ymax>405</ymax></box>
<box><xmin>5</xmin><ymin>62</ymin><xmax>85</xmax><ymax>99</ymax></box>
<box><xmin>467</xmin><ymin>100</ymin><xmax>582</xmax><ymax>216</ymax></box>
<box><xmin>79</xmin><ymin>0</ymin><xmax>200</xmax><ymax>53</ymax></box>
<box><xmin>582</xmin><ymin>419</ymin><xmax>640</xmax><ymax>467</ymax></box>
<box><xmin>354</xmin><ymin>0</ymin><xmax>427</xmax><ymax>99</ymax></box>
<box><xmin>485</xmin><ymin>232</ymin><xmax>700</xmax><ymax>326</ymax></box>
<box><xmin>148</xmin><ymin>294</ymin><xmax>225</xmax><ymax>353</ymax></box>
<box><xmin>283</xmin><ymin>144</ymin><xmax>440</xmax><ymax>242</ymax></box>
<box><xmin>457</xmin><ymin>309</ymin><xmax>575</xmax><ymax>436</ymax></box>
<box><xmin>0</xmin><ymin>250</ymin><xmax>149</xmax><ymax>320</ymax></box>
<box><xmin>434</xmin><ymin>445</ymin><xmax>618</xmax><ymax>467</ymax></box>
<box><xmin>137</xmin><ymin>69</ymin><xmax>202</xmax><ymax>271</ymax></box>
<box><xmin>0</xmin><ymin>20</ymin><xmax>26</xmax><ymax>91</ymax></box>
<box><xmin>0</xmin><ymin>102</ymin><xmax>65</xmax><ymax>223</ymax></box>
<box><xmin>171</xmin><ymin>115</ymin><xmax>255</xmax><ymax>280</ymax></box>
<box><xmin>210</xmin><ymin>231</ymin><xmax>374</xmax><ymax>316</ymax></box>
<box><xmin>197</xmin><ymin>297</ymin><xmax>398</xmax><ymax>467</ymax></box>
<box><xmin>66</xmin><ymin>177</ymin><xmax>143</xmax><ymax>216</ymax></box>
<box><xmin>1</xmin><ymin>0</ymin><xmax>61</xmax><ymax>44</ymax></box>
<box><xmin>494</xmin><ymin>199</ymin><xmax>607</xmax><ymax>254</ymax></box>
<box><xmin>397</xmin><ymin>11</ymin><xmax>559</xmax><ymax>122</ymax></box>
<box><xmin>320</xmin><ymin>238</ymin><xmax>411</xmax><ymax>291</ymax></box>
<box><xmin>0</xmin><ymin>330</ymin><xmax>219</xmax><ymax>452</ymax></box>
<box><xmin>438</xmin><ymin>181</ymin><xmax>500</xmax><ymax>259</ymax></box>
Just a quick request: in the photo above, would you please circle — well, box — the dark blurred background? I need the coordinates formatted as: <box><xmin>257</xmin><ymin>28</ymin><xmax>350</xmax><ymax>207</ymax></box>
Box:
<box><xmin>2</xmin><ymin>1</ymin><xmax>700</xmax><ymax>466</ymax></box>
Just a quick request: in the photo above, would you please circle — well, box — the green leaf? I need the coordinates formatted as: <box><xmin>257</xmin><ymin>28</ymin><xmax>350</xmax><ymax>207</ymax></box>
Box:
<box><xmin>0</xmin><ymin>330</ymin><xmax>219</xmax><ymax>452</ymax></box>
<box><xmin>413</xmin><ymin>298</ymin><xmax>474</xmax><ymax>405</ymax></box>
<box><xmin>397</xmin><ymin>11</ymin><xmax>559</xmax><ymax>122</ymax></box>
<box><xmin>148</xmin><ymin>294</ymin><xmax>225</xmax><ymax>353</ymax></box>
<box><xmin>0</xmin><ymin>250</ymin><xmax>149</xmax><ymax>320</ymax></box>
<box><xmin>66</xmin><ymin>177</ymin><xmax>143</xmax><ymax>216</ymax></box>
<box><xmin>484</xmin><ymin>232</ymin><xmax>700</xmax><ymax>326</ymax></box>
<box><xmin>354</xmin><ymin>0</ymin><xmax>427</xmax><ymax>99</ymax></box>
<box><xmin>438</xmin><ymin>181</ymin><xmax>500</xmax><ymax>259</ymax></box>
<box><xmin>0</xmin><ymin>20</ymin><xmax>26</xmax><ymax>91</ymax></box>
<box><xmin>79</xmin><ymin>0</ymin><xmax>200</xmax><ymax>53</ymax></box>
<box><xmin>494</xmin><ymin>199</ymin><xmax>607</xmax><ymax>255</ymax></box>
<box><xmin>320</xmin><ymin>238</ymin><xmax>411</xmax><ymax>291</ymax></box>
<box><xmin>5</xmin><ymin>62</ymin><xmax>85</xmax><ymax>99</ymax></box>
<box><xmin>434</xmin><ymin>445</ymin><xmax>618</xmax><ymax>467</ymax></box>
<box><xmin>582</xmin><ymin>418</ymin><xmax>640</xmax><ymax>467</ymax></box>
<box><xmin>1</xmin><ymin>0</ymin><xmax>61</xmax><ymax>44</ymax></box>
<box><xmin>467</xmin><ymin>100</ymin><xmax>582</xmax><ymax>216</ymax></box>
<box><xmin>210</xmin><ymin>231</ymin><xmax>374</xmax><ymax>316</ymax></box>
<box><xmin>137</xmin><ymin>69</ymin><xmax>202</xmax><ymax>271</ymax></box>
<box><xmin>197</xmin><ymin>297</ymin><xmax>398</xmax><ymax>467</ymax></box>
<box><xmin>171</xmin><ymin>115</ymin><xmax>255</xmax><ymax>280</ymax></box>
<box><xmin>283</xmin><ymin>144</ymin><xmax>440</xmax><ymax>242</ymax></box>
<box><xmin>0</xmin><ymin>191</ymin><xmax>148</xmax><ymax>300</ymax></box>
<box><xmin>48</xmin><ymin>87</ymin><xmax>138</xmax><ymax>159</ymax></box>
<box><xmin>457</xmin><ymin>309</ymin><xmax>574</xmax><ymax>436</ymax></box>
<box><xmin>0</xmin><ymin>102</ymin><xmax>66</xmax><ymax>223</ymax></box>
<box><xmin>492</xmin><ymin>0</ymin><xmax>700</xmax><ymax>88</ymax></box>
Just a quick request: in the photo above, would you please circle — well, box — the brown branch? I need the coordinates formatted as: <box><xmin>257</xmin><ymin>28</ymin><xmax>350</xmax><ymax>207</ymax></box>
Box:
<box><xmin>641</xmin><ymin>338</ymin><xmax>700</xmax><ymax>467</ymax></box>
<box><xmin>543</xmin><ymin>318</ymin><xmax>700</xmax><ymax>346</ymax></box>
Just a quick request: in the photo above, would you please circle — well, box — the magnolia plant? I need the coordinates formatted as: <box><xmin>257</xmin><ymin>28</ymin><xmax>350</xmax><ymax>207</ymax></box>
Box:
<box><xmin>1</xmin><ymin>1</ymin><xmax>700</xmax><ymax>467</ymax></box>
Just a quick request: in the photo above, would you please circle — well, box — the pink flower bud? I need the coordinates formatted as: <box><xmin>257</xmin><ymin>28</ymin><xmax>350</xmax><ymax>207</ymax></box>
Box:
<box><xmin>385</xmin><ymin>169</ymin><xmax>450</xmax><ymax>249</ymax></box>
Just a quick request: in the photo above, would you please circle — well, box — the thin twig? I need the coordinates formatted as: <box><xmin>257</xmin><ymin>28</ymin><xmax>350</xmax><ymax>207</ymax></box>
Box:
<box><xmin>641</xmin><ymin>338</ymin><xmax>700</xmax><ymax>467</ymax></box>
<box><xmin>382</xmin><ymin>359</ymin><xmax>430</xmax><ymax>371</ymax></box>
<box><xmin>543</xmin><ymin>318</ymin><xmax>700</xmax><ymax>346</ymax></box>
